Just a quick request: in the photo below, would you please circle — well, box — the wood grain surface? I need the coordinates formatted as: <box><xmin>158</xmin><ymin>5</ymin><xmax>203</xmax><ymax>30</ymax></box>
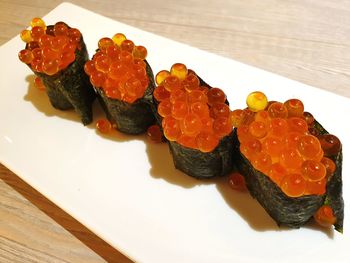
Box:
<box><xmin>1</xmin><ymin>0</ymin><xmax>350</xmax><ymax>262</ymax></box>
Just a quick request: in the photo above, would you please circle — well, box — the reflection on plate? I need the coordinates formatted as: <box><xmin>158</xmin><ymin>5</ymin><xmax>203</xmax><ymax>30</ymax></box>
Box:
<box><xmin>0</xmin><ymin>3</ymin><xmax>349</xmax><ymax>263</ymax></box>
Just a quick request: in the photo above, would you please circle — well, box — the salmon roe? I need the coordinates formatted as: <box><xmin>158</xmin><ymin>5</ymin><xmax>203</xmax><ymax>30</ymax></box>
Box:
<box><xmin>84</xmin><ymin>34</ymin><xmax>149</xmax><ymax>104</ymax></box>
<box><xmin>235</xmin><ymin>92</ymin><xmax>340</xmax><ymax>198</ymax></box>
<box><xmin>96</xmin><ymin>118</ymin><xmax>112</xmax><ymax>134</ymax></box>
<box><xmin>153</xmin><ymin>63</ymin><xmax>233</xmax><ymax>152</ymax></box>
<box><xmin>147</xmin><ymin>125</ymin><xmax>163</xmax><ymax>143</ymax></box>
<box><xmin>18</xmin><ymin>18</ymin><xmax>80</xmax><ymax>75</ymax></box>
<box><xmin>313</xmin><ymin>205</ymin><xmax>336</xmax><ymax>227</ymax></box>
<box><xmin>34</xmin><ymin>76</ymin><xmax>45</xmax><ymax>90</ymax></box>
<box><xmin>228</xmin><ymin>172</ymin><xmax>247</xmax><ymax>191</ymax></box>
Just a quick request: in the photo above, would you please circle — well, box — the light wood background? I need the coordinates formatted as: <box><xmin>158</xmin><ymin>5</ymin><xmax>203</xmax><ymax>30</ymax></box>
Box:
<box><xmin>1</xmin><ymin>0</ymin><xmax>349</xmax><ymax>262</ymax></box>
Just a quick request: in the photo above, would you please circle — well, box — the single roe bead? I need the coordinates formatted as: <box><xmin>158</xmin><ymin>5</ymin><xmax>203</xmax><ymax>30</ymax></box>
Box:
<box><xmin>246</xmin><ymin>91</ymin><xmax>268</xmax><ymax>112</ymax></box>
<box><xmin>147</xmin><ymin>125</ymin><xmax>163</xmax><ymax>143</ymax></box>
<box><xmin>228</xmin><ymin>172</ymin><xmax>247</xmax><ymax>191</ymax></box>
<box><xmin>133</xmin><ymin>45</ymin><xmax>147</xmax><ymax>60</ymax></box>
<box><xmin>251</xmin><ymin>152</ymin><xmax>272</xmax><ymax>174</ymax></box>
<box><xmin>20</xmin><ymin>29</ymin><xmax>32</xmax><ymax>43</ymax></box>
<box><xmin>249</xmin><ymin>121</ymin><xmax>268</xmax><ymax>139</ymax></box>
<box><xmin>301</xmin><ymin>160</ymin><xmax>326</xmax><ymax>182</ymax></box>
<box><xmin>268</xmin><ymin>102</ymin><xmax>288</xmax><ymax>118</ymax></box>
<box><xmin>210</xmin><ymin>103</ymin><xmax>230</xmax><ymax>119</ymax></box>
<box><xmin>287</xmin><ymin>117</ymin><xmax>308</xmax><ymax>134</ymax></box>
<box><xmin>207</xmin><ymin>88</ymin><xmax>226</xmax><ymax>105</ymax></box>
<box><xmin>121</xmin><ymin>39</ymin><xmax>135</xmax><ymax>53</ymax></box>
<box><xmin>298</xmin><ymin>135</ymin><xmax>322</xmax><ymax>160</ymax></box>
<box><xmin>283</xmin><ymin>132</ymin><xmax>302</xmax><ymax>148</ymax></box>
<box><xmin>280</xmin><ymin>173</ymin><xmax>306</xmax><ymax>197</ymax></box>
<box><xmin>314</xmin><ymin>205</ymin><xmax>336</xmax><ymax>227</ymax></box>
<box><xmin>84</xmin><ymin>60</ymin><xmax>96</xmax><ymax>75</ymax></box>
<box><xmin>321</xmin><ymin>157</ymin><xmax>336</xmax><ymax>178</ymax></box>
<box><xmin>196</xmin><ymin>132</ymin><xmax>219</xmax><ymax>152</ymax></box>
<box><xmin>158</xmin><ymin>99</ymin><xmax>172</xmax><ymax>117</ymax></box>
<box><xmin>182</xmin><ymin>74</ymin><xmax>200</xmax><ymax>92</ymax></box>
<box><xmin>318</xmin><ymin>134</ymin><xmax>341</xmax><ymax>156</ymax></box>
<box><xmin>153</xmin><ymin>85</ymin><xmax>170</xmax><ymax>102</ymax></box>
<box><xmin>18</xmin><ymin>49</ymin><xmax>34</xmax><ymax>64</ymax></box>
<box><xmin>163</xmin><ymin>119</ymin><xmax>180</xmax><ymax>141</ymax></box>
<box><xmin>269</xmin><ymin>118</ymin><xmax>289</xmax><ymax>137</ymax></box>
<box><xmin>42</xmin><ymin>59</ymin><xmax>59</xmax><ymax>75</ymax></box>
<box><xmin>112</xmin><ymin>33</ymin><xmax>126</xmax><ymax>46</ymax></box>
<box><xmin>155</xmin><ymin>70</ymin><xmax>170</xmax><ymax>85</ymax></box>
<box><xmin>96</xmin><ymin>119</ymin><xmax>112</xmax><ymax>133</ymax></box>
<box><xmin>34</xmin><ymin>76</ymin><xmax>45</xmax><ymax>90</ymax></box>
<box><xmin>90</xmin><ymin>70</ymin><xmax>106</xmax><ymax>87</ymax></box>
<box><xmin>172</xmin><ymin>100</ymin><xmax>188</xmax><ymax>120</ymax></box>
<box><xmin>30</xmin><ymin>17</ymin><xmax>46</xmax><ymax>29</ymax></box>
<box><xmin>68</xmin><ymin>28</ymin><xmax>81</xmax><ymax>43</ymax></box>
<box><xmin>170</xmin><ymin>63</ymin><xmax>188</xmax><ymax>80</ymax></box>
<box><xmin>181</xmin><ymin>113</ymin><xmax>202</xmax><ymax>137</ymax></box>
<box><xmin>54</xmin><ymin>22</ymin><xmax>69</xmax><ymax>36</ymax></box>
<box><xmin>191</xmin><ymin>102</ymin><xmax>209</xmax><ymax>118</ymax></box>
<box><xmin>284</xmin><ymin>99</ymin><xmax>304</xmax><ymax>117</ymax></box>
<box><xmin>163</xmin><ymin>75</ymin><xmax>181</xmax><ymax>92</ymax></box>
<box><xmin>240</xmin><ymin>138</ymin><xmax>262</xmax><ymax>159</ymax></box>
<box><xmin>98</xmin><ymin>37</ymin><xmax>114</xmax><ymax>50</ymax></box>
<box><xmin>280</xmin><ymin>148</ymin><xmax>303</xmax><ymax>170</ymax></box>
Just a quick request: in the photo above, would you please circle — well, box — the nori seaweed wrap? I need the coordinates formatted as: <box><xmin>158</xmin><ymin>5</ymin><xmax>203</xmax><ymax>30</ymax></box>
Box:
<box><xmin>152</xmin><ymin>64</ymin><xmax>235</xmax><ymax>179</ymax></box>
<box><xmin>232</xmin><ymin>93</ymin><xmax>344</xmax><ymax>232</ymax></box>
<box><xmin>85</xmin><ymin>34</ymin><xmax>155</xmax><ymax>134</ymax></box>
<box><xmin>18</xmin><ymin>19</ymin><xmax>96</xmax><ymax>125</ymax></box>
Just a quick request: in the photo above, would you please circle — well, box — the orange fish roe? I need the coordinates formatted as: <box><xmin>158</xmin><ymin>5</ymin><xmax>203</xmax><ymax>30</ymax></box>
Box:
<box><xmin>96</xmin><ymin>118</ymin><xmax>112</xmax><ymax>133</ymax></box>
<box><xmin>314</xmin><ymin>205</ymin><xmax>336</xmax><ymax>227</ymax></box>
<box><xmin>18</xmin><ymin>18</ymin><xmax>81</xmax><ymax>75</ymax></box>
<box><xmin>235</xmin><ymin>92</ymin><xmax>340</xmax><ymax>198</ymax></box>
<box><xmin>147</xmin><ymin>125</ymin><xmax>163</xmax><ymax>143</ymax></box>
<box><xmin>153</xmin><ymin>63</ymin><xmax>233</xmax><ymax>152</ymax></box>
<box><xmin>85</xmin><ymin>34</ymin><xmax>149</xmax><ymax>104</ymax></box>
<box><xmin>228</xmin><ymin>172</ymin><xmax>247</xmax><ymax>191</ymax></box>
<box><xmin>34</xmin><ymin>76</ymin><xmax>45</xmax><ymax>90</ymax></box>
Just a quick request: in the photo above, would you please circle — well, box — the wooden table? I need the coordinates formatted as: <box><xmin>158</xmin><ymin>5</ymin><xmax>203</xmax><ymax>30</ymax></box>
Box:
<box><xmin>1</xmin><ymin>0</ymin><xmax>349</xmax><ymax>262</ymax></box>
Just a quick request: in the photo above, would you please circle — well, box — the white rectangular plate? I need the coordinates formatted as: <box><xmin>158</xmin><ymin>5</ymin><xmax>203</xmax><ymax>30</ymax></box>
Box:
<box><xmin>0</xmin><ymin>3</ymin><xmax>349</xmax><ymax>263</ymax></box>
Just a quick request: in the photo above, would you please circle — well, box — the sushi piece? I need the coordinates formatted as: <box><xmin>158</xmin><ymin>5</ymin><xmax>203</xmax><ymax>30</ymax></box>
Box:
<box><xmin>84</xmin><ymin>34</ymin><xmax>155</xmax><ymax>134</ymax></box>
<box><xmin>18</xmin><ymin>18</ymin><xmax>96</xmax><ymax>125</ymax></box>
<box><xmin>152</xmin><ymin>63</ymin><xmax>235</xmax><ymax>179</ymax></box>
<box><xmin>231</xmin><ymin>91</ymin><xmax>344</xmax><ymax>232</ymax></box>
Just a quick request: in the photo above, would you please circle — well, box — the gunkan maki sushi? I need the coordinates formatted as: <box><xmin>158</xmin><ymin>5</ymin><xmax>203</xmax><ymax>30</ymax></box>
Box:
<box><xmin>84</xmin><ymin>34</ymin><xmax>155</xmax><ymax>135</ymax></box>
<box><xmin>152</xmin><ymin>63</ymin><xmax>235</xmax><ymax>179</ymax></box>
<box><xmin>18</xmin><ymin>18</ymin><xmax>96</xmax><ymax>125</ymax></box>
<box><xmin>231</xmin><ymin>91</ymin><xmax>344</xmax><ymax>232</ymax></box>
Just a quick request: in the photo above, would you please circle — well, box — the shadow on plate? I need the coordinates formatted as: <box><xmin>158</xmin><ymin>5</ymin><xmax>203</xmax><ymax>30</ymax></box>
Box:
<box><xmin>215</xmin><ymin>176</ymin><xmax>279</xmax><ymax>231</ymax></box>
<box><xmin>215</xmin><ymin>176</ymin><xmax>335</xmax><ymax>237</ymax></box>
<box><xmin>23</xmin><ymin>74</ymin><xmax>81</xmax><ymax>123</ymax></box>
<box><xmin>145</xmin><ymin>141</ymin><xmax>218</xmax><ymax>188</ymax></box>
